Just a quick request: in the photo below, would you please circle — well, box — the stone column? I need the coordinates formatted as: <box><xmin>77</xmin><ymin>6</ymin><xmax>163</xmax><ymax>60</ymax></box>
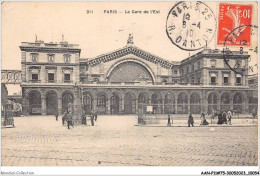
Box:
<box><xmin>73</xmin><ymin>88</ymin><xmax>83</xmax><ymax>125</ymax></box>
<box><xmin>201</xmin><ymin>98</ymin><xmax>208</xmax><ymax>114</ymax></box>
<box><xmin>58</xmin><ymin>96</ymin><xmax>62</xmax><ymax>115</ymax></box>
<box><xmin>107</xmin><ymin>98</ymin><xmax>110</xmax><ymax>114</ymax></box>
<box><xmin>217</xmin><ymin>98</ymin><xmax>221</xmax><ymax>111</ymax></box>
<box><xmin>230</xmin><ymin>98</ymin><xmax>234</xmax><ymax>111</ymax></box>
<box><xmin>243</xmin><ymin>96</ymin><xmax>248</xmax><ymax>113</ymax></box>
<box><xmin>135</xmin><ymin>98</ymin><xmax>138</xmax><ymax>114</ymax></box>
<box><xmin>93</xmin><ymin>98</ymin><xmax>97</xmax><ymax>113</ymax></box>
<box><xmin>41</xmin><ymin>97</ymin><xmax>46</xmax><ymax>115</ymax></box>
<box><xmin>175</xmin><ymin>98</ymin><xmax>178</xmax><ymax>114</ymax></box>
<box><xmin>162</xmin><ymin>98</ymin><xmax>165</xmax><ymax>114</ymax></box>
<box><xmin>121</xmin><ymin>96</ymin><xmax>125</xmax><ymax>115</ymax></box>
<box><xmin>187</xmin><ymin>98</ymin><xmax>190</xmax><ymax>114</ymax></box>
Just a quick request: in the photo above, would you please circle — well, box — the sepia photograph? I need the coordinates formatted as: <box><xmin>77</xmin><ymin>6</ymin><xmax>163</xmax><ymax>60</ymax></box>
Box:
<box><xmin>1</xmin><ymin>1</ymin><xmax>259</xmax><ymax>175</ymax></box>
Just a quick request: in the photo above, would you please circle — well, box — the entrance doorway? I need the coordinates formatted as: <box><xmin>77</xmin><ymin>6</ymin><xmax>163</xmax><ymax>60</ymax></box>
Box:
<box><xmin>62</xmin><ymin>92</ymin><xmax>73</xmax><ymax>113</ymax></box>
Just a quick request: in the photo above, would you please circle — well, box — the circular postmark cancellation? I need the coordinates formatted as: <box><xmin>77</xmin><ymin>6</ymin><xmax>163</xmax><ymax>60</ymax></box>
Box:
<box><xmin>166</xmin><ymin>1</ymin><xmax>216</xmax><ymax>51</ymax></box>
<box><xmin>223</xmin><ymin>25</ymin><xmax>258</xmax><ymax>76</ymax></box>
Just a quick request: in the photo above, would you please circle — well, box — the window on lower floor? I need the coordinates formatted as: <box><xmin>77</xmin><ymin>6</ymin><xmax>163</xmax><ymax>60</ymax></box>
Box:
<box><xmin>64</xmin><ymin>74</ymin><xmax>70</xmax><ymax>83</ymax></box>
<box><xmin>48</xmin><ymin>73</ymin><xmax>54</xmax><ymax>82</ymax></box>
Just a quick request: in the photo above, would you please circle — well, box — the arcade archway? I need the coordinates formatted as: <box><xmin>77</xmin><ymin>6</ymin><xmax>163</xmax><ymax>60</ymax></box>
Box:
<box><xmin>177</xmin><ymin>92</ymin><xmax>188</xmax><ymax>114</ymax></box>
<box><xmin>28</xmin><ymin>90</ymin><xmax>41</xmax><ymax>115</ymax></box>
<box><xmin>46</xmin><ymin>90</ymin><xmax>58</xmax><ymax>115</ymax></box>
<box><xmin>62</xmin><ymin>91</ymin><xmax>73</xmax><ymax>113</ymax></box>
<box><xmin>83</xmin><ymin>92</ymin><xmax>92</xmax><ymax>115</ymax></box>
<box><xmin>124</xmin><ymin>92</ymin><xmax>136</xmax><ymax>114</ymax></box>
<box><xmin>110</xmin><ymin>93</ymin><xmax>120</xmax><ymax>114</ymax></box>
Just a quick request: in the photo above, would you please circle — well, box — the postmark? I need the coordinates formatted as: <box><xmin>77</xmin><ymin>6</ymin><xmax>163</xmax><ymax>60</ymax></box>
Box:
<box><xmin>218</xmin><ymin>3</ymin><xmax>252</xmax><ymax>46</ymax></box>
<box><xmin>166</xmin><ymin>1</ymin><xmax>216</xmax><ymax>51</ymax></box>
<box><xmin>223</xmin><ymin>25</ymin><xmax>258</xmax><ymax>76</ymax></box>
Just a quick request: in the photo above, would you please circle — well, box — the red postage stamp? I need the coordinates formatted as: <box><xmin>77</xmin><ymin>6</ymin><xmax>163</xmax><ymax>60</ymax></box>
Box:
<box><xmin>217</xmin><ymin>3</ymin><xmax>252</xmax><ymax>46</ymax></box>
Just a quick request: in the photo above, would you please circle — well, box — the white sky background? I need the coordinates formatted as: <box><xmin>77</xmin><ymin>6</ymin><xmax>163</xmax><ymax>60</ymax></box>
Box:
<box><xmin>1</xmin><ymin>1</ymin><xmax>220</xmax><ymax>70</ymax></box>
<box><xmin>1</xmin><ymin>1</ymin><xmax>258</xmax><ymax>95</ymax></box>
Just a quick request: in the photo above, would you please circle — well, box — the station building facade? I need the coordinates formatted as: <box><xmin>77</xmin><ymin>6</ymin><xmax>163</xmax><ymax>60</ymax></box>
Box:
<box><xmin>20</xmin><ymin>36</ymin><xmax>257</xmax><ymax>122</ymax></box>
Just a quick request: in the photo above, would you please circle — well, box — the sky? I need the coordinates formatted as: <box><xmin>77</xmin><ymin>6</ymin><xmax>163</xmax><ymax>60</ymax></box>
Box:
<box><xmin>1</xmin><ymin>1</ymin><xmax>258</xmax><ymax>94</ymax></box>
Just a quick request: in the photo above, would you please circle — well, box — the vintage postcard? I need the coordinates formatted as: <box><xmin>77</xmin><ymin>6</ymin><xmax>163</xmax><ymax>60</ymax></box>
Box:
<box><xmin>1</xmin><ymin>1</ymin><xmax>259</xmax><ymax>175</ymax></box>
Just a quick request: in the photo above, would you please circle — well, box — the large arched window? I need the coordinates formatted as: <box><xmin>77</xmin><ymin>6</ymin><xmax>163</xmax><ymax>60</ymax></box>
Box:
<box><xmin>107</xmin><ymin>61</ymin><xmax>154</xmax><ymax>83</ymax></box>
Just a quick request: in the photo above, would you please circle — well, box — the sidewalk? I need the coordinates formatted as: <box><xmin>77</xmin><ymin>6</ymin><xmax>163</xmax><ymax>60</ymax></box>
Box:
<box><xmin>136</xmin><ymin>118</ymin><xmax>258</xmax><ymax>127</ymax></box>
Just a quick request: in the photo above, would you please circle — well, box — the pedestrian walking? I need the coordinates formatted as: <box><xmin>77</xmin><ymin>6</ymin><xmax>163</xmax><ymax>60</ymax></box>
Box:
<box><xmin>252</xmin><ymin>109</ymin><xmax>257</xmax><ymax>119</ymax></box>
<box><xmin>212</xmin><ymin>109</ymin><xmax>215</xmax><ymax>119</ymax></box>
<box><xmin>67</xmin><ymin>112</ymin><xmax>73</xmax><ymax>129</ymax></box>
<box><xmin>94</xmin><ymin>113</ymin><xmax>98</xmax><ymax>121</ymax></box>
<box><xmin>188</xmin><ymin>114</ymin><xmax>194</xmax><ymax>127</ymax></box>
<box><xmin>82</xmin><ymin>113</ymin><xmax>87</xmax><ymax>125</ymax></box>
<box><xmin>90</xmin><ymin>113</ymin><xmax>95</xmax><ymax>126</ymax></box>
<box><xmin>222</xmin><ymin>111</ymin><xmax>227</xmax><ymax>124</ymax></box>
<box><xmin>172</xmin><ymin>111</ymin><xmax>175</xmax><ymax>124</ymax></box>
<box><xmin>55</xmin><ymin>111</ymin><xmax>58</xmax><ymax>121</ymax></box>
<box><xmin>200</xmin><ymin>113</ymin><xmax>209</xmax><ymax>125</ymax></box>
<box><xmin>62</xmin><ymin>111</ymin><xmax>67</xmax><ymax>125</ymax></box>
<box><xmin>227</xmin><ymin>110</ymin><xmax>232</xmax><ymax>125</ymax></box>
<box><xmin>167</xmin><ymin>114</ymin><xmax>171</xmax><ymax>127</ymax></box>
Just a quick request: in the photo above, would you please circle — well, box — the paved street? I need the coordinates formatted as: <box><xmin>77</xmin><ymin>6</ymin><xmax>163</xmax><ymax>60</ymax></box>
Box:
<box><xmin>1</xmin><ymin>115</ymin><xmax>258</xmax><ymax>166</ymax></box>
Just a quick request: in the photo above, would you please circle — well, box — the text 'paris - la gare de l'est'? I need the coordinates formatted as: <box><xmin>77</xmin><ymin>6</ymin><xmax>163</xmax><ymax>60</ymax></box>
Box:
<box><xmin>86</xmin><ymin>10</ymin><xmax>160</xmax><ymax>14</ymax></box>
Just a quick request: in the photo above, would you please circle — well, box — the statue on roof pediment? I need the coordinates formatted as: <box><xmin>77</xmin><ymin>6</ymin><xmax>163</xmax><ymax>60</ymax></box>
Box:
<box><xmin>127</xmin><ymin>33</ymin><xmax>134</xmax><ymax>45</ymax></box>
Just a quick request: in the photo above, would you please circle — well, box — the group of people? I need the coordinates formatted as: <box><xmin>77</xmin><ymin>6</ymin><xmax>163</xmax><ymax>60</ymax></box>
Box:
<box><xmin>60</xmin><ymin>111</ymin><xmax>74</xmax><ymax>129</ymax></box>
<box><xmin>216</xmin><ymin>111</ymin><xmax>232</xmax><ymax>125</ymax></box>
<box><xmin>81</xmin><ymin>112</ymin><xmax>97</xmax><ymax>126</ymax></box>
<box><xmin>187</xmin><ymin>113</ymin><xmax>209</xmax><ymax>127</ymax></box>
<box><xmin>186</xmin><ymin>110</ymin><xmax>233</xmax><ymax>127</ymax></box>
<box><xmin>54</xmin><ymin>110</ymin><xmax>98</xmax><ymax>129</ymax></box>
